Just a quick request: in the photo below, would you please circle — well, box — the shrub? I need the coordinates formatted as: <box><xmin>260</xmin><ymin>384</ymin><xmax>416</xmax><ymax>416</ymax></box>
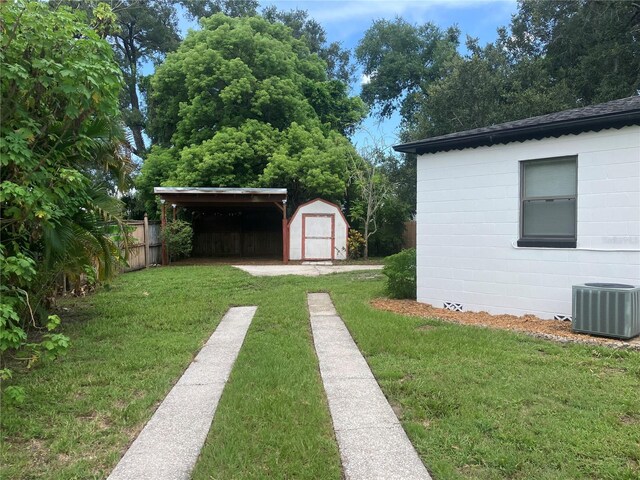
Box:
<box><xmin>382</xmin><ymin>248</ymin><xmax>416</xmax><ymax>299</ymax></box>
<box><xmin>347</xmin><ymin>230</ymin><xmax>366</xmax><ymax>259</ymax></box>
<box><xmin>162</xmin><ymin>220</ymin><xmax>193</xmax><ymax>261</ymax></box>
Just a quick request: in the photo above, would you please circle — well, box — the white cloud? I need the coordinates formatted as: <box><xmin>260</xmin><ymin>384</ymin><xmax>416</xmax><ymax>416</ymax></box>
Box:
<box><xmin>263</xmin><ymin>0</ymin><xmax>517</xmax><ymax>43</ymax></box>
<box><xmin>361</xmin><ymin>73</ymin><xmax>372</xmax><ymax>85</ymax></box>
<box><xmin>291</xmin><ymin>0</ymin><xmax>510</xmax><ymax>24</ymax></box>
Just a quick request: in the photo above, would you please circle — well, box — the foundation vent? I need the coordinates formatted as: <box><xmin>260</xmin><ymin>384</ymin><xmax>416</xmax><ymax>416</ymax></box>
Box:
<box><xmin>443</xmin><ymin>302</ymin><xmax>463</xmax><ymax>312</ymax></box>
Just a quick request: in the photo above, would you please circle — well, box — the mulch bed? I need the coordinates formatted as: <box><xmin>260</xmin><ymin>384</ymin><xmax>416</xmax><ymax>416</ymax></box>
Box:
<box><xmin>371</xmin><ymin>299</ymin><xmax>640</xmax><ymax>350</ymax></box>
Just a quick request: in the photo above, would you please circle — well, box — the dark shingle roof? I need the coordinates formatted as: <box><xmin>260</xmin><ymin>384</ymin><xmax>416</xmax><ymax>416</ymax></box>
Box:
<box><xmin>393</xmin><ymin>96</ymin><xmax>640</xmax><ymax>155</ymax></box>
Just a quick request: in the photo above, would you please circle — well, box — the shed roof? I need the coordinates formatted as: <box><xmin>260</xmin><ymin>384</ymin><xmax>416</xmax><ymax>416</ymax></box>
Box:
<box><xmin>154</xmin><ymin>187</ymin><xmax>287</xmax><ymax>207</ymax></box>
<box><xmin>393</xmin><ymin>96</ymin><xmax>640</xmax><ymax>155</ymax></box>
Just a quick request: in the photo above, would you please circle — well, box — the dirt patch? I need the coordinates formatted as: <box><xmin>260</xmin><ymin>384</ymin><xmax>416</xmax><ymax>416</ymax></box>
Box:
<box><xmin>619</xmin><ymin>414</ymin><xmax>639</xmax><ymax>425</ymax></box>
<box><xmin>57</xmin><ymin>453</ymin><xmax>71</xmax><ymax>464</ymax></box>
<box><xmin>416</xmin><ymin>324</ymin><xmax>435</xmax><ymax>332</ymax></box>
<box><xmin>371</xmin><ymin>299</ymin><xmax>640</xmax><ymax>350</ymax></box>
<box><xmin>27</xmin><ymin>438</ymin><xmax>49</xmax><ymax>469</ymax></box>
<box><xmin>390</xmin><ymin>402</ymin><xmax>403</xmax><ymax>419</ymax></box>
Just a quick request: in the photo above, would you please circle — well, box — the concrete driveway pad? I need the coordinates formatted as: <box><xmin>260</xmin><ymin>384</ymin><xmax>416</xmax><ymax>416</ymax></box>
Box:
<box><xmin>234</xmin><ymin>264</ymin><xmax>383</xmax><ymax>277</ymax></box>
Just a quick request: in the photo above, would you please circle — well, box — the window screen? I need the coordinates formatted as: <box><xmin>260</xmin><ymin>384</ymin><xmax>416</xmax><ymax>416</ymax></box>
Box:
<box><xmin>519</xmin><ymin>156</ymin><xmax>577</xmax><ymax>247</ymax></box>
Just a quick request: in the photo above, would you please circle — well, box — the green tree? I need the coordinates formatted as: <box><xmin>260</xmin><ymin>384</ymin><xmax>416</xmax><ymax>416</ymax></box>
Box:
<box><xmin>185</xmin><ymin>4</ymin><xmax>355</xmax><ymax>83</ymax></box>
<box><xmin>140</xmin><ymin>13</ymin><xmax>365</xmax><ymax>211</ymax></box>
<box><xmin>135</xmin><ymin>145</ymin><xmax>180</xmax><ymax>214</ymax></box>
<box><xmin>355</xmin><ymin>18</ymin><xmax>460</xmax><ymax>120</ymax></box>
<box><xmin>1</xmin><ymin>1</ymin><xmax>130</xmax><ymax>392</ymax></box>
<box><xmin>181</xmin><ymin>0</ymin><xmax>259</xmax><ymax>19</ymax></box>
<box><xmin>259</xmin><ymin>123</ymin><xmax>355</xmax><ymax>206</ymax></box>
<box><xmin>506</xmin><ymin>0</ymin><xmax>640</xmax><ymax>104</ymax></box>
<box><xmin>262</xmin><ymin>6</ymin><xmax>354</xmax><ymax>83</ymax></box>
<box><xmin>61</xmin><ymin>0</ymin><xmax>182</xmax><ymax>157</ymax></box>
<box><xmin>404</xmin><ymin>38</ymin><xmax>574</xmax><ymax>140</ymax></box>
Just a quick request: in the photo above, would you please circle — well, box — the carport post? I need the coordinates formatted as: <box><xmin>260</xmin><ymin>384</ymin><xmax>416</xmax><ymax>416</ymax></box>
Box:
<box><xmin>160</xmin><ymin>199</ymin><xmax>168</xmax><ymax>266</ymax></box>
<box><xmin>281</xmin><ymin>199</ymin><xmax>288</xmax><ymax>264</ymax></box>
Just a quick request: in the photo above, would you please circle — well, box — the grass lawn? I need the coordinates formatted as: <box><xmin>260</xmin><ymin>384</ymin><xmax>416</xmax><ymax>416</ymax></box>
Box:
<box><xmin>2</xmin><ymin>265</ymin><xmax>639</xmax><ymax>479</ymax></box>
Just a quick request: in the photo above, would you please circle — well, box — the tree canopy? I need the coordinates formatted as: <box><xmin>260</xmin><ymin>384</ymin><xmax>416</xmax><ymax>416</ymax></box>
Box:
<box><xmin>356</xmin><ymin>18</ymin><xmax>459</xmax><ymax>121</ymax></box>
<box><xmin>138</xmin><ymin>13</ymin><xmax>365</xmax><ymax>212</ymax></box>
<box><xmin>358</xmin><ymin>0</ymin><xmax>640</xmax><ymax>141</ymax></box>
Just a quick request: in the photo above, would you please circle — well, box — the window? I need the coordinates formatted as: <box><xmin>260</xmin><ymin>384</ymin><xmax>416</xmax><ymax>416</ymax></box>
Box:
<box><xmin>518</xmin><ymin>156</ymin><xmax>577</xmax><ymax>248</ymax></box>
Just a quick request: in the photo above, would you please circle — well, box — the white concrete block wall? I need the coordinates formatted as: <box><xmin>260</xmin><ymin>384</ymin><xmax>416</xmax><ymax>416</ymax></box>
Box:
<box><xmin>416</xmin><ymin>126</ymin><xmax>640</xmax><ymax>319</ymax></box>
<box><xmin>289</xmin><ymin>199</ymin><xmax>349</xmax><ymax>261</ymax></box>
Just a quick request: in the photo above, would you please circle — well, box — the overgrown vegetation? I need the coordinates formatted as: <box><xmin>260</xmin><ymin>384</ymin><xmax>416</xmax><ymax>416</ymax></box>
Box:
<box><xmin>161</xmin><ymin>220</ymin><xmax>193</xmax><ymax>262</ymax></box>
<box><xmin>0</xmin><ymin>1</ymin><xmax>130</xmax><ymax>399</ymax></box>
<box><xmin>383</xmin><ymin>248</ymin><xmax>417</xmax><ymax>299</ymax></box>
<box><xmin>2</xmin><ymin>266</ymin><xmax>638</xmax><ymax>479</ymax></box>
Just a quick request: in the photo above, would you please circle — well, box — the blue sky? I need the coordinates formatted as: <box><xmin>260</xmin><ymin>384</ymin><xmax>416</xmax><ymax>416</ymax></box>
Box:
<box><xmin>176</xmin><ymin>0</ymin><xmax>518</xmax><ymax>148</ymax></box>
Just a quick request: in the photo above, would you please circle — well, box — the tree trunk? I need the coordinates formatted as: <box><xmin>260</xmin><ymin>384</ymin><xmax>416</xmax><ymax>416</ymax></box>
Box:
<box><xmin>123</xmin><ymin>31</ymin><xmax>146</xmax><ymax>157</ymax></box>
<box><xmin>129</xmin><ymin>117</ymin><xmax>146</xmax><ymax>157</ymax></box>
<box><xmin>363</xmin><ymin>221</ymin><xmax>369</xmax><ymax>260</ymax></box>
<box><xmin>126</xmin><ymin>77</ymin><xmax>146</xmax><ymax>157</ymax></box>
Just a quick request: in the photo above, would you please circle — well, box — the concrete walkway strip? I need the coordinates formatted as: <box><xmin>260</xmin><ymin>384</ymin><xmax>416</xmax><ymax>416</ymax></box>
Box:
<box><xmin>308</xmin><ymin>293</ymin><xmax>431</xmax><ymax>480</ymax></box>
<box><xmin>108</xmin><ymin>306</ymin><xmax>257</xmax><ymax>480</ymax></box>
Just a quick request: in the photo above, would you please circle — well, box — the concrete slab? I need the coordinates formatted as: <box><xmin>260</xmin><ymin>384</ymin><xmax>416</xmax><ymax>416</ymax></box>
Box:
<box><xmin>316</xmin><ymin>353</ymin><xmax>375</xmax><ymax>380</ymax></box>
<box><xmin>234</xmin><ymin>264</ymin><xmax>383</xmax><ymax>277</ymax></box>
<box><xmin>335</xmin><ymin>425</ymin><xmax>432</xmax><ymax>480</ymax></box>
<box><xmin>308</xmin><ymin>314</ymin><xmax>345</xmax><ymax>329</ymax></box>
<box><xmin>322</xmin><ymin>378</ymin><xmax>400</xmax><ymax>430</ymax></box>
<box><xmin>308</xmin><ymin>293</ymin><xmax>431</xmax><ymax>480</ymax></box>
<box><xmin>307</xmin><ymin>294</ymin><xmax>339</xmax><ymax>316</ymax></box>
<box><xmin>108</xmin><ymin>306</ymin><xmax>257</xmax><ymax>480</ymax></box>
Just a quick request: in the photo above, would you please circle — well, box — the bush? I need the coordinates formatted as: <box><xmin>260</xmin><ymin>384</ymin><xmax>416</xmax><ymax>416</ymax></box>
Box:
<box><xmin>382</xmin><ymin>248</ymin><xmax>416</xmax><ymax>299</ymax></box>
<box><xmin>347</xmin><ymin>230</ymin><xmax>366</xmax><ymax>259</ymax></box>
<box><xmin>162</xmin><ymin>220</ymin><xmax>193</xmax><ymax>261</ymax></box>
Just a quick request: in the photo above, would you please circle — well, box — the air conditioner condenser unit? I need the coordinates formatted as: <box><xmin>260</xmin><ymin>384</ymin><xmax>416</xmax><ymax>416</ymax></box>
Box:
<box><xmin>572</xmin><ymin>283</ymin><xmax>640</xmax><ymax>340</ymax></box>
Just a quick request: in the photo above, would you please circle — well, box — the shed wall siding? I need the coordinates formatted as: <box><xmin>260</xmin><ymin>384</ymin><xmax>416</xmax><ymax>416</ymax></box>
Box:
<box><xmin>289</xmin><ymin>200</ymin><xmax>348</xmax><ymax>260</ymax></box>
<box><xmin>416</xmin><ymin>126</ymin><xmax>640</xmax><ymax>319</ymax></box>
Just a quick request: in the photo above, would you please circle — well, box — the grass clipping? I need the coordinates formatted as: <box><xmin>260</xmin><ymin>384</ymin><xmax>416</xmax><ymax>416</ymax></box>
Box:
<box><xmin>371</xmin><ymin>299</ymin><xmax>640</xmax><ymax>350</ymax></box>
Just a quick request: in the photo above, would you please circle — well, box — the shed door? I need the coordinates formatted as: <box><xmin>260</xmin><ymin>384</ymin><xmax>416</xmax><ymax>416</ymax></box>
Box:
<box><xmin>303</xmin><ymin>214</ymin><xmax>334</xmax><ymax>260</ymax></box>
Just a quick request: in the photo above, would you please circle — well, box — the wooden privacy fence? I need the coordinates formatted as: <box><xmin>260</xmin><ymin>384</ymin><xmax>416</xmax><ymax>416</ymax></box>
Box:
<box><xmin>123</xmin><ymin>215</ymin><xmax>162</xmax><ymax>271</ymax></box>
<box><xmin>57</xmin><ymin>216</ymin><xmax>161</xmax><ymax>293</ymax></box>
<box><xmin>403</xmin><ymin>220</ymin><xmax>416</xmax><ymax>249</ymax></box>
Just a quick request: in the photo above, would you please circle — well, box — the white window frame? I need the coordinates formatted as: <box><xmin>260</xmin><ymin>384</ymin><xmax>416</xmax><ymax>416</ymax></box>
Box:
<box><xmin>518</xmin><ymin>155</ymin><xmax>578</xmax><ymax>248</ymax></box>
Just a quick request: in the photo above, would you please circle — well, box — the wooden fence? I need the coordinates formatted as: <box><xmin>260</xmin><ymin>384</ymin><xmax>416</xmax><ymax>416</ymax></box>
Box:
<box><xmin>57</xmin><ymin>216</ymin><xmax>161</xmax><ymax>293</ymax></box>
<box><xmin>403</xmin><ymin>220</ymin><xmax>416</xmax><ymax>249</ymax></box>
<box><xmin>123</xmin><ymin>215</ymin><xmax>162</xmax><ymax>272</ymax></box>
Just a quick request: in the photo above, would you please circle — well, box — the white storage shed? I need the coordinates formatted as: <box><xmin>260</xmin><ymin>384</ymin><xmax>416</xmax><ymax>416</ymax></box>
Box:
<box><xmin>288</xmin><ymin>199</ymin><xmax>349</xmax><ymax>261</ymax></box>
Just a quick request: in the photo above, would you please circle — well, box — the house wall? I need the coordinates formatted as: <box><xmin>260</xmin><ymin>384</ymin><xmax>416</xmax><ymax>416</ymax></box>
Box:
<box><xmin>416</xmin><ymin>125</ymin><xmax>640</xmax><ymax>319</ymax></box>
<box><xmin>289</xmin><ymin>200</ymin><xmax>349</xmax><ymax>261</ymax></box>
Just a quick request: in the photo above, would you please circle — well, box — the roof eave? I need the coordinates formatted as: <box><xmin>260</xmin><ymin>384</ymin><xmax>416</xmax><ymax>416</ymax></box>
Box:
<box><xmin>393</xmin><ymin>110</ymin><xmax>640</xmax><ymax>155</ymax></box>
